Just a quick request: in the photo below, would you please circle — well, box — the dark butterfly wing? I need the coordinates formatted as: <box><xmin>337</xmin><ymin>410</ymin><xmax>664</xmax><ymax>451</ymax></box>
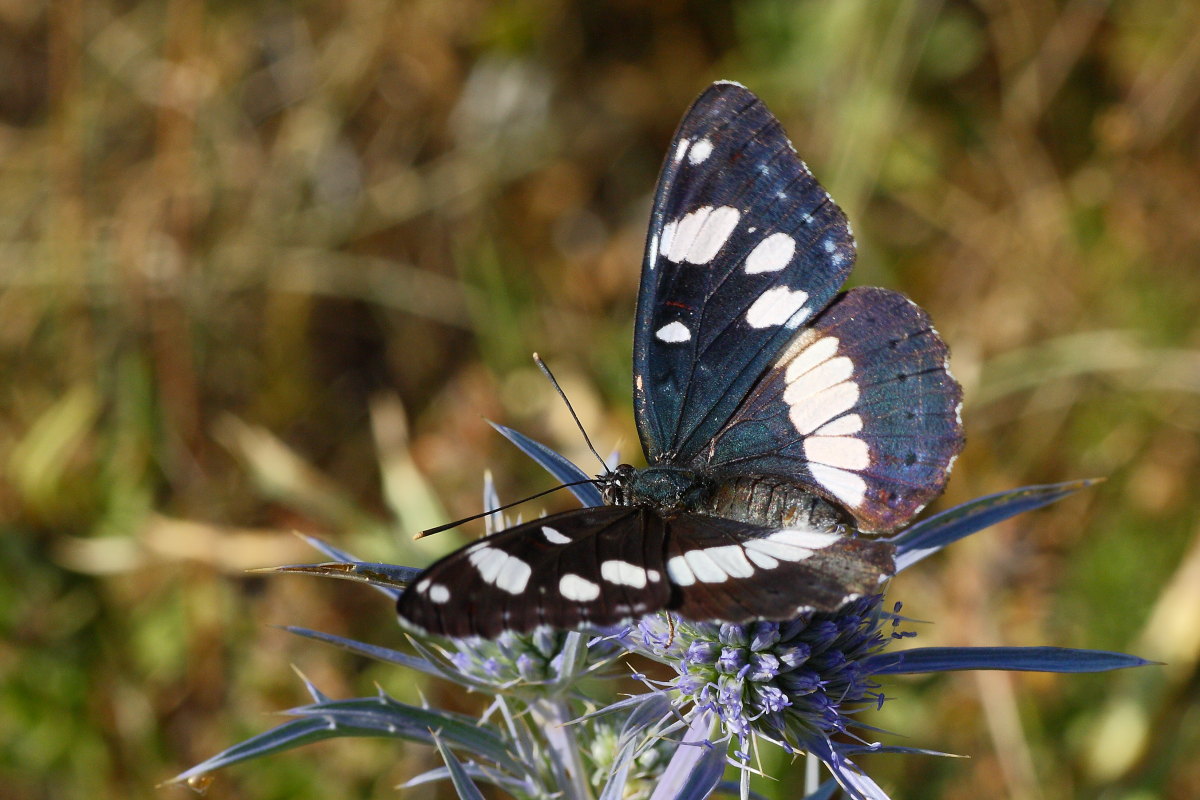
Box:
<box><xmin>701</xmin><ymin>287</ymin><xmax>964</xmax><ymax>532</ymax></box>
<box><xmin>397</xmin><ymin>507</ymin><xmax>670</xmax><ymax>638</ymax></box>
<box><xmin>397</xmin><ymin>505</ymin><xmax>894</xmax><ymax>638</ymax></box>
<box><xmin>634</xmin><ymin>81</ymin><xmax>855</xmax><ymax>465</ymax></box>
<box><xmin>662</xmin><ymin>514</ymin><xmax>895</xmax><ymax>622</ymax></box>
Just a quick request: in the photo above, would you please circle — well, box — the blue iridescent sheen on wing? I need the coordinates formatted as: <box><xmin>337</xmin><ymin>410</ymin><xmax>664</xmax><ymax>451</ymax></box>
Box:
<box><xmin>703</xmin><ymin>287</ymin><xmax>964</xmax><ymax>531</ymax></box>
<box><xmin>634</xmin><ymin>82</ymin><xmax>855</xmax><ymax>464</ymax></box>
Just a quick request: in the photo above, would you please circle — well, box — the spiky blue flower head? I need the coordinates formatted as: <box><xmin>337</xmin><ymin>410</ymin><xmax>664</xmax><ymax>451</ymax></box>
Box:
<box><xmin>602</xmin><ymin>478</ymin><xmax>1156</xmax><ymax>799</ymax></box>
<box><xmin>631</xmin><ymin>596</ymin><xmax>900</xmax><ymax>756</ymax></box>
<box><xmin>485</xmin><ymin>425</ymin><xmax>1154</xmax><ymax>800</ymax></box>
<box><xmin>450</xmin><ymin>627</ymin><xmax>577</xmax><ymax>686</ymax></box>
<box><xmin>174</xmin><ymin>423</ymin><xmax>1153</xmax><ymax>800</ymax></box>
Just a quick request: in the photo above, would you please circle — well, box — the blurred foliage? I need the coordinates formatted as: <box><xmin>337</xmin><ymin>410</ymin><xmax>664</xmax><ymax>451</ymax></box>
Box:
<box><xmin>1</xmin><ymin>1</ymin><xmax>1198</xmax><ymax>798</ymax></box>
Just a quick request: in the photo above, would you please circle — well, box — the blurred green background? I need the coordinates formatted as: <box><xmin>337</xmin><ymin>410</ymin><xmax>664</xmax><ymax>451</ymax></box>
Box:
<box><xmin>2</xmin><ymin>1</ymin><xmax>1198</xmax><ymax>798</ymax></box>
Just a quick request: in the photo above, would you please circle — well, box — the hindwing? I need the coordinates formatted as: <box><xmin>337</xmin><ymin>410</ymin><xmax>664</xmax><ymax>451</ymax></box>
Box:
<box><xmin>661</xmin><ymin>514</ymin><xmax>894</xmax><ymax>623</ymax></box>
<box><xmin>703</xmin><ymin>287</ymin><xmax>964</xmax><ymax>531</ymax></box>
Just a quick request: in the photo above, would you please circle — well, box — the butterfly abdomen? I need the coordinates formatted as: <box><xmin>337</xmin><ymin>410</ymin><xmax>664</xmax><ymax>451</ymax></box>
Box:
<box><xmin>703</xmin><ymin>474</ymin><xmax>851</xmax><ymax>532</ymax></box>
<box><xmin>616</xmin><ymin>463</ymin><xmax>850</xmax><ymax>532</ymax></box>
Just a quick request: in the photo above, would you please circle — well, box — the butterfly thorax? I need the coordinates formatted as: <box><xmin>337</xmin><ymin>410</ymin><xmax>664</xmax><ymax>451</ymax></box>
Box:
<box><xmin>606</xmin><ymin>463</ymin><xmax>849</xmax><ymax>533</ymax></box>
<box><xmin>606</xmin><ymin>464</ymin><xmax>713</xmax><ymax>511</ymax></box>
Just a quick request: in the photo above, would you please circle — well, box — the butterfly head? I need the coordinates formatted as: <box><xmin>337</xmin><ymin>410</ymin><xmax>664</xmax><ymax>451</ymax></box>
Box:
<box><xmin>599</xmin><ymin>463</ymin><xmax>634</xmax><ymax>506</ymax></box>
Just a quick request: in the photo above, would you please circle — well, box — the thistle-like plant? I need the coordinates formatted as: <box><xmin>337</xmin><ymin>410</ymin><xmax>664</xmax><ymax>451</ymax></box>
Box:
<box><xmin>174</xmin><ymin>426</ymin><xmax>1150</xmax><ymax>799</ymax></box>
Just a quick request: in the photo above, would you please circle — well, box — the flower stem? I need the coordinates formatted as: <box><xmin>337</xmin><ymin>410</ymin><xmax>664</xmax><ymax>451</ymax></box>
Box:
<box><xmin>532</xmin><ymin>697</ymin><xmax>594</xmax><ymax>800</ymax></box>
<box><xmin>805</xmin><ymin>751</ymin><xmax>820</xmax><ymax>794</ymax></box>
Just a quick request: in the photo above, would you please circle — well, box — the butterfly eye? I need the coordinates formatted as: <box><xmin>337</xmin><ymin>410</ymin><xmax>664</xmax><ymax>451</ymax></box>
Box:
<box><xmin>603</xmin><ymin>464</ymin><xmax>637</xmax><ymax>505</ymax></box>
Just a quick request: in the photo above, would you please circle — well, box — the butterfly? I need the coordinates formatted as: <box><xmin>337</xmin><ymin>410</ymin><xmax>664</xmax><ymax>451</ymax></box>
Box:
<box><xmin>397</xmin><ymin>82</ymin><xmax>964</xmax><ymax>638</ymax></box>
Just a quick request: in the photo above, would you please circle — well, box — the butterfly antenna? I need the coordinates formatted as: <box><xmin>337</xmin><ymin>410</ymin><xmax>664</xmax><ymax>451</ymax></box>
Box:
<box><xmin>415</xmin><ymin>479</ymin><xmax>599</xmax><ymax>539</ymax></box>
<box><xmin>533</xmin><ymin>353</ymin><xmax>610</xmax><ymax>473</ymax></box>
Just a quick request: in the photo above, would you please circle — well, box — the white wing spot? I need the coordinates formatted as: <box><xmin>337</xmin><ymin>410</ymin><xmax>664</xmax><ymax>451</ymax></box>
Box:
<box><xmin>702</xmin><ymin>545</ymin><xmax>756</xmax><ymax>578</ymax></box>
<box><xmin>688</xmin><ymin>137</ymin><xmax>714</xmax><ymax>164</ymax></box>
<box><xmin>740</xmin><ymin>528</ymin><xmax>840</xmax><ymax>566</ymax></box>
<box><xmin>744</xmin><ymin>549</ymin><xmax>779</xmax><ymax>569</ymax></box>
<box><xmin>783</xmin><ymin>356</ymin><xmax>854</xmax><ymax>405</ymax></box>
<box><xmin>659</xmin><ymin>220</ymin><xmax>678</xmax><ymax>259</ymax></box>
<box><xmin>647</xmin><ymin>569</ymin><xmax>661</xmax><ymax>583</ymax></box>
<box><xmin>542</xmin><ymin>526</ymin><xmax>571</xmax><ymax>545</ymax></box>
<box><xmin>601</xmin><ymin>560</ymin><xmax>649</xmax><ymax>588</ymax></box>
<box><xmin>743</xmin><ymin>538</ymin><xmax>814</xmax><ymax>563</ymax></box>
<box><xmin>745</xmin><ymin>286</ymin><xmax>810</xmax><ymax>328</ymax></box>
<box><xmin>416</xmin><ymin>579</ymin><xmax>431</xmax><ymax>594</ymax></box>
<box><xmin>559</xmin><ymin>573</ymin><xmax>601</xmax><ymax>601</ymax></box>
<box><xmin>748</xmin><ymin>532</ymin><xmax>816</xmax><ymax>563</ymax></box>
<box><xmin>823</xmin><ymin>238</ymin><xmax>836</xmax><ymax>253</ymax></box>
<box><xmin>495</xmin><ymin>556</ymin><xmax>532</xmax><ymax>594</ymax></box>
<box><xmin>808</xmin><ymin>464</ymin><xmax>868</xmax><ymax>507</ymax></box>
<box><xmin>778</xmin><ymin>340</ymin><xmax>861</xmax><ymax>435</ymax></box>
<box><xmin>428</xmin><ymin>584</ymin><xmax>450</xmax><ymax>604</ymax></box>
<box><xmin>673</xmin><ymin>138</ymin><xmax>691</xmax><ymax>163</ymax></box>
<box><xmin>768</xmin><ymin>528</ymin><xmax>840</xmax><ymax>549</ymax></box>
<box><xmin>743</xmin><ymin>526</ymin><xmax>840</xmax><ymax>563</ymax></box>
<box><xmin>787</xmin><ymin>382</ymin><xmax>860</xmax><ymax>435</ymax></box>
<box><xmin>655</xmin><ymin>321</ymin><xmax>691</xmax><ymax>343</ymax></box>
<box><xmin>744</xmin><ymin>232</ymin><xmax>796</xmax><ymax>274</ymax></box>
<box><xmin>804</xmin><ymin>436</ymin><xmax>870</xmax><ymax>470</ymax></box>
<box><xmin>814</xmin><ymin>413</ymin><xmax>863</xmax><ymax>436</ymax></box>
<box><xmin>683</xmin><ymin>549</ymin><xmax>728</xmax><ymax>583</ymax></box>
<box><xmin>666</xmin><ymin>555</ymin><xmax>696</xmax><ymax>586</ymax></box>
<box><xmin>468</xmin><ymin>546</ymin><xmax>532</xmax><ymax>594</ymax></box>
<box><xmin>782</xmin><ymin>335</ymin><xmax>840</xmax><ymax>383</ymax></box>
<box><xmin>467</xmin><ymin>546</ymin><xmax>505</xmax><ymax>583</ymax></box>
<box><xmin>664</xmin><ymin>206</ymin><xmax>741</xmax><ymax>265</ymax></box>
